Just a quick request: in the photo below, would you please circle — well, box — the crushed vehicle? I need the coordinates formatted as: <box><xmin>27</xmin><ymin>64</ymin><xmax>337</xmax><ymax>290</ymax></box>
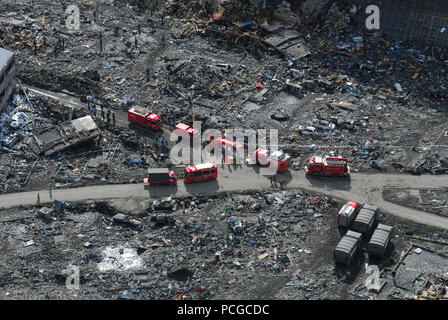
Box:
<box><xmin>143</xmin><ymin>168</ymin><xmax>177</xmax><ymax>186</ymax></box>
<box><xmin>183</xmin><ymin>163</ymin><xmax>218</xmax><ymax>184</ymax></box>
<box><xmin>128</xmin><ymin>107</ymin><xmax>163</xmax><ymax>131</ymax></box>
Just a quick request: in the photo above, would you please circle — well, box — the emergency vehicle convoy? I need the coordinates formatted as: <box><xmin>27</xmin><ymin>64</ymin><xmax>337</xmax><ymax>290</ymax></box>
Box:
<box><xmin>253</xmin><ymin>148</ymin><xmax>291</xmax><ymax>173</ymax></box>
<box><xmin>128</xmin><ymin>107</ymin><xmax>163</xmax><ymax>131</ymax></box>
<box><xmin>183</xmin><ymin>163</ymin><xmax>218</xmax><ymax>184</ymax></box>
<box><xmin>305</xmin><ymin>155</ymin><xmax>350</xmax><ymax>177</ymax></box>
<box><xmin>143</xmin><ymin>168</ymin><xmax>177</xmax><ymax>186</ymax></box>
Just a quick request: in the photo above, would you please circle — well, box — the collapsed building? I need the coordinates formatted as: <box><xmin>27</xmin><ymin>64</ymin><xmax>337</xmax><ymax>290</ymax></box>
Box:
<box><xmin>26</xmin><ymin>115</ymin><xmax>101</xmax><ymax>156</ymax></box>
<box><xmin>0</xmin><ymin>47</ymin><xmax>15</xmax><ymax>113</ymax></box>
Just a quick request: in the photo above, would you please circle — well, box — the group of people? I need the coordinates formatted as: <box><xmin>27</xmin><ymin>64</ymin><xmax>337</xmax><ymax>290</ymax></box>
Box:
<box><xmin>86</xmin><ymin>95</ymin><xmax>116</xmax><ymax>126</ymax></box>
<box><xmin>270</xmin><ymin>173</ymin><xmax>286</xmax><ymax>190</ymax></box>
<box><xmin>154</xmin><ymin>135</ymin><xmax>169</xmax><ymax>150</ymax></box>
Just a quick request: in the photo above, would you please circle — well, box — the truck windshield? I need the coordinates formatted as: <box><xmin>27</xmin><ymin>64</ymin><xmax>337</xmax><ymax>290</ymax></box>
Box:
<box><xmin>184</xmin><ymin>169</ymin><xmax>193</xmax><ymax>178</ymax></box>
<box><xmin>275</xmin><ymin>153</ymin><xmax>285</xmax><ymax>161</ymax></box>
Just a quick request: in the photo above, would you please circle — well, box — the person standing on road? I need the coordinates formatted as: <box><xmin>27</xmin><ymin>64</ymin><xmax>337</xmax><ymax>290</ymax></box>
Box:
<box><xmin>49</xmin><ymin>181</ymin><xmax>53</xmax><ymax>200</ymax></box>
<box><xmin>280</xmin><ymin>176</ymin><xmax>286</xmax><ymax>190</ymax></box>
<box><xmin>270</xmin><ymin>173</ymin><xmax>277</xmax><ymax>188</ymax></box>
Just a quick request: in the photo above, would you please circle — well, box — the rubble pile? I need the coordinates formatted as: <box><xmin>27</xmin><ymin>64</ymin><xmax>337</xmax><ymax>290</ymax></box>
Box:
<box><xmin>0</xmin><ymin>0</ymin><xmax>446</xmax><ymax>175</ymax></box>
<box><xmin>0</xmin><ymin>190</ymin><xmax>344</xmax><ymax>299</ymax></box>
<box><xmin>1</xmin><ymin>189</ymin><xmax>446</xmax><ymax>300</ymax></box>
<box><xmin>415</xmin><ymin>273</ymin><xmax>448</xmax><ymax>300</ymax></box>
<box><xmin>0</xmin><ymin>0</ymin><xmax>448</xmax><ymax>301</ymax></box>
<box><xmin>0</xmin><ymin>91</ymin><xmax>161</xmax><ymax>192</ymax></box>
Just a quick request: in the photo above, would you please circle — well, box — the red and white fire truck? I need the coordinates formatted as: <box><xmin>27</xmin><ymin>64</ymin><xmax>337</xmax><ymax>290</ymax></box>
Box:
<box><xmin>128</xmin><ymin>107</ymin><xmax>163</xmax><ymax>130</ymax></box>
<box><xmin>337</xmin><ymin>200</ymin><xmax>360</xmax><ymax>228</ymax></box>
<box><xmin>174</xmin><ymin>123</ymin><xmax>200</xmax><ymax>141</ymax></box>
<box><xmin>305</xmin><ymin>155</ymin><xmax>350</xmax><ymax>177</ymax></box>
<box><xmin>209</xmin><ymin>137</ymin><xmax>244</xmax><ymax>162</ymax></box>
<box><xmin>253</xmin><ymin>148</ymin><xmax>291</xmax><ymax>173</ymax></box>
<box><xmin>183</xmin><ymin>163</ymin><xmax>218</xmax><ymax>184</ymax></box>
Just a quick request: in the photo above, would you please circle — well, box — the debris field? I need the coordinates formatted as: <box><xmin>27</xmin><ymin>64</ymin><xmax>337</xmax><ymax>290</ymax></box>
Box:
<box><xmin>0</xmin><ymin>0</ymin><xmax>447</xmax><ymax>300</ymax></box>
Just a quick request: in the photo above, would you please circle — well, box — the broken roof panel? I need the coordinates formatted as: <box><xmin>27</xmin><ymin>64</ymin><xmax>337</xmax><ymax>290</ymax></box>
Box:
<box><xmin>263</xmin><ymin>29</ymin><xmax>310</xmax><ymax>60</ymax></box>
<box><xmin>71</xmin><ymin>115</ymin><xmax>98</xmax><ymax>132</ymax></box>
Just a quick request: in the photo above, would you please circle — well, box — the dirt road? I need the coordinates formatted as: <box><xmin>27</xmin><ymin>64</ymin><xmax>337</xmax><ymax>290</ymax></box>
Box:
<box><xmin>1</xmin><ymin>164</ymin><xmax>447</xmax><ymax>229</ymax></box>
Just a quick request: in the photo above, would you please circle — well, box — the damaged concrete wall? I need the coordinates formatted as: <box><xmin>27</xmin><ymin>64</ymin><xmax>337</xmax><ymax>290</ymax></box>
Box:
<box><xmin>0</xmin><ymin>47</ymin><xmax>16</xmax><ymax>113</ymax></box>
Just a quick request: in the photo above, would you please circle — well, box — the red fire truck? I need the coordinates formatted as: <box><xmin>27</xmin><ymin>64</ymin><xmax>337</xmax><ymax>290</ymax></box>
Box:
<box><xmin>143</xmin><ymin>168</ymin><xmax>177</xmax><ymax>186</ymax></box>
<box><xmin>337</xmin><ymin>200</ymin><xmax>360</xmax><ymax>228</ymax></box>
<box><xmin>209</xmin><ymin>137</ymin><xmax>244</xmax><ymax>162</ymax></box>
<box><xmin>305</xmin><ymin>155</ymin><xmax>350</xmax><ymax>177</ymax></box>
<box><xmin>128</xmin><ymin>107</ymin><xmax>163</xmax><ymax>130</ymax></box>
<box><xmin>175</xmin><ymin>123</ymin><xmax>200</xmax><ymax>141</ymax></box>
<box><xmin>183</xmin><ymin>163</ymin><xmax>218</xmax><ymax>184</ymax></box>
<box><xmin>253</xmin><ymin>148</ymin><xmax>291</xmax><ymax>173</ymax></box>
